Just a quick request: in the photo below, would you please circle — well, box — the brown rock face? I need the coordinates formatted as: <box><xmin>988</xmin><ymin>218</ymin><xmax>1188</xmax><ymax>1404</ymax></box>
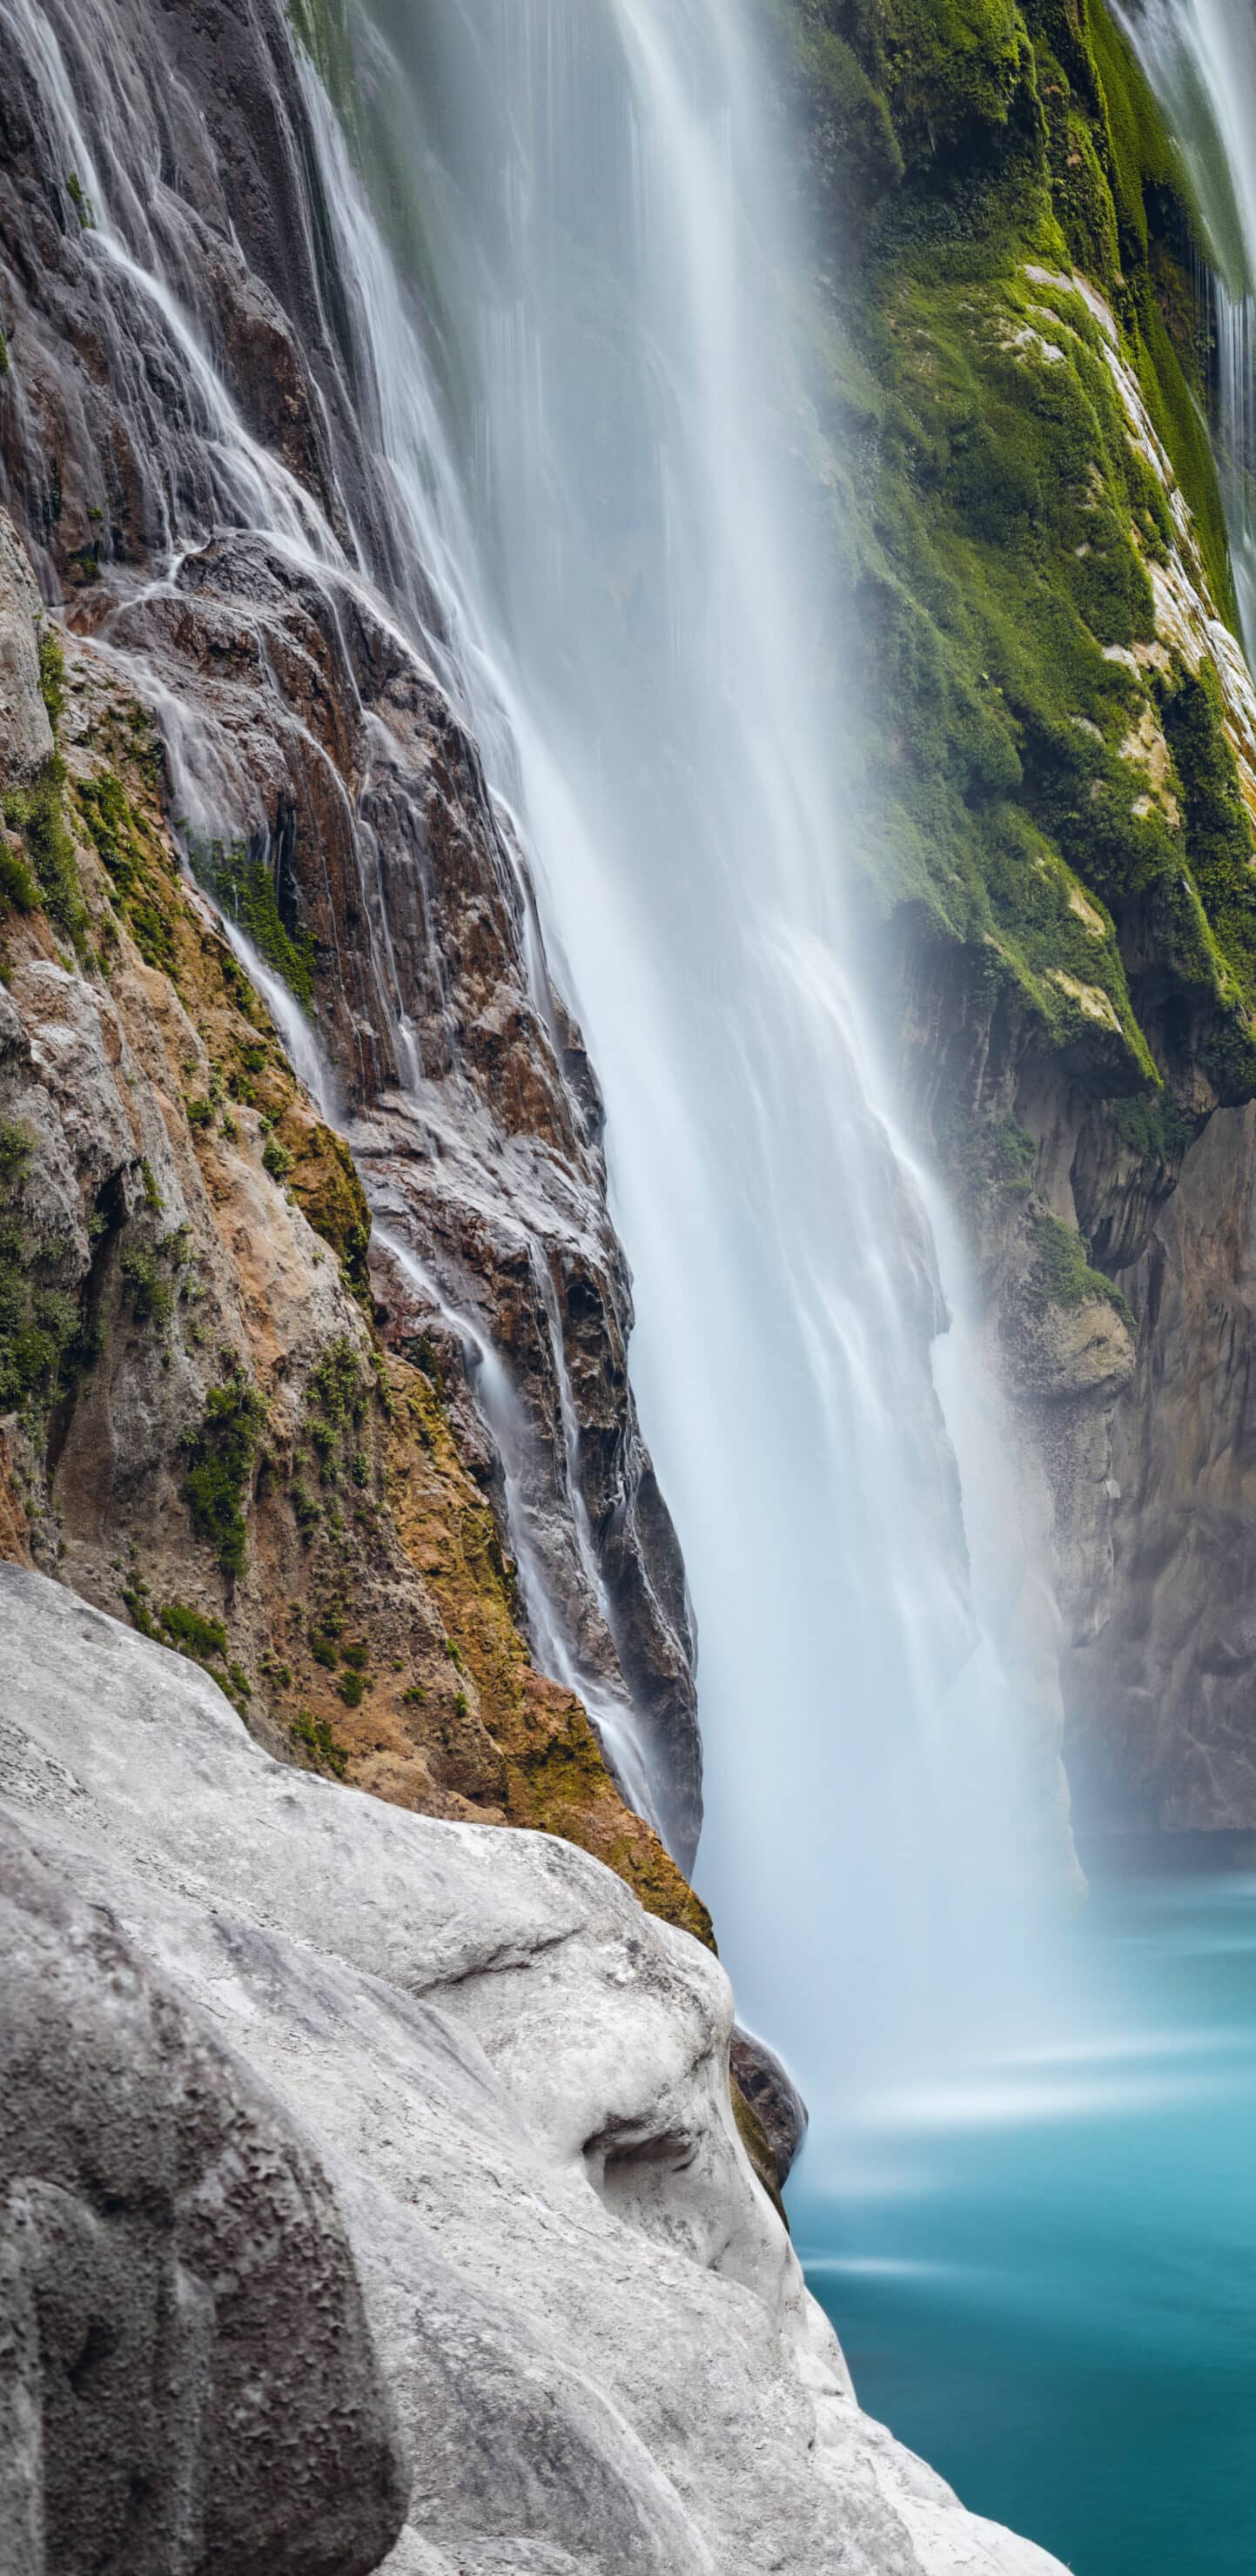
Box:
<box><xmin>0</xmin><ymin>0</ymin><xmax>701</xmax><ymax>1862</ymax></box>
<box><xmin>1066</xmin><ymin>1106</ymin><xmax>1256</xmax><ymax>1832</ymax></box>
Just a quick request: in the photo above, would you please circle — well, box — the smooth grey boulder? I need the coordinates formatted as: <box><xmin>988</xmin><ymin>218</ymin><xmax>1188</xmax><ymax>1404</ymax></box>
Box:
<box><xmin>0</xmin><ymin>1810</ymin><xmax>409</xmax><ymax>2576</ymax></box>
<box><xmin>0</xmin><ymin>1565</ymin><xmax>1067</xmax><ymax>2575</ymax></box>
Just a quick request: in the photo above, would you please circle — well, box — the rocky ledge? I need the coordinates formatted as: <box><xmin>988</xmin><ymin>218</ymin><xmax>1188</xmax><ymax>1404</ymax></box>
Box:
<box><xmin>1</xmin><ymin>1564</ymin><xmax>1065</xmax><ymax>2576</ymax></box>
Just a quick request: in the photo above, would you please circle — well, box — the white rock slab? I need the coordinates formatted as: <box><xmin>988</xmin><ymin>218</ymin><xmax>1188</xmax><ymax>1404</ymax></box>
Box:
<box><xmin>0</xmin><ymin>1566</ymin><xmax>1066</xmax><ymax>2575</ymax></box>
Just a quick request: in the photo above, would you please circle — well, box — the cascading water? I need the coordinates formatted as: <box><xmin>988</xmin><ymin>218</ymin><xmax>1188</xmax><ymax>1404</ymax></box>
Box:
<box><xmin>299</xmin><ymin>0</ymin><xmax>1065</xmax><ymax>2099</ymax></box>
<box><xmin>1115</xmin><ymin>2</ymin><xmax>1256</xmax><ymax>654</ymax></box>
<box><xmin>0</xmin><ymin>0</ymin><xmax>1064</xmax><ymax>2111</ymax></box>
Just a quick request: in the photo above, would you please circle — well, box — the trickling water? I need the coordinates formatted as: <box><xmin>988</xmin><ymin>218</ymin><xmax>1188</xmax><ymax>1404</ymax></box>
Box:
<box><xmin>0</xmin><ymin>0</ymin><xmax>1066</xmax><ymax>2105</ymax></box>
<box><xmin>1116</xmin><ymin>1</ymin><xmax>1256</xmax><ymax>654</ymax></box>
<box><xmin>304</xmin><ymin>0</ymin><xmax>1065</xmax><ymax>2090</ymax></box>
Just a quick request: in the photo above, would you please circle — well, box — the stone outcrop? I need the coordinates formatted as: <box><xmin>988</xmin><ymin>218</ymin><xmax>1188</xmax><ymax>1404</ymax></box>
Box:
<box><xmin>0</xmin><ymin>1564</ymin><xmax>1068</xmax><ymax>2576</ymax></box>
<box><xmin>0</xmin><ymin>512</ymin><xmax>706</xmax><ymax>1948</ymax></box>
<box><xmin>1</xmin><ymin>1811</ymin><xmax>409</xmax><ymax>2576</ymax></box>
<box><xmin>0</xmin><ymin>0</ymin><xmax>699</xmax><ymax>1866</ymax></box>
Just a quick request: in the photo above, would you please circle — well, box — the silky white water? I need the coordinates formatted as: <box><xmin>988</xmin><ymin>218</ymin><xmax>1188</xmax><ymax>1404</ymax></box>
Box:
<box><xmin>309</xmin><ymin>0</ymin><xmax>1062</xmax><ymax>2094</ymax></box>
<box><xmin>0</xmin><ymin>0</ymin><xmax>1065</xmax><ymax>2111</ymax></box>
<box><xmin>1116</xmin><ymin>0</ymin><xmax>1256</xmax><ymax>655</ymax></box>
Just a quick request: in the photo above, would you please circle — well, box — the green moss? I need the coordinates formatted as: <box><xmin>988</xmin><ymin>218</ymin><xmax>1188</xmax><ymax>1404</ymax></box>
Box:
<box><xmin>286</xmin><ymin>0</ymin><xmax>359</xmax><ymax>133</ymax></box>
<box><xmin>190</xmin><ymin>835</ymin><xmax>316</xmax><ymax>1010</ymax></box>
<box><xmin>64</xmin><ymin>171</ymin><xmax>94</xmax><ymax>230</ymax></box>
<box><xmin>262</xmin><ymin>1136</ymin><xmax>293</xmax><ymax>1183</ymax></box>
<box><xmin>1027</xmin><ymin>1208</ymin><xmax>1135</xmax><ymax>1329</ymax></box>
<box><xmin>1160</xmin><ymin>663</ymin><xmax>1256</xmax><ymax>1017</ymax></box>
<box><xmin>292</xmin><ymin>1706</ymin><xmax>350</xmax><ymax>1779</ymax></box>
<box><xmin>158</xmin><ymin>1599</ymin><xmax>228</xmax><ymax>1660</ymax></box>
<box><xmin>0</xmin><ymin>1120</ymin><xmax>99</xmax><ymax>1410</ymax></box>
<box><xmin>1109</xmin><ymin>1090</ymin><xmax>1194</xmax><ymax>1163</ymax></box>
<box><xmin>766</xmin><ymin>0</ymin><xmax>1254</xmax><ymax>1117</ymax></box>
<box><xmin>77</xmin><ymin>771</ymin><xmax>179</xmax><ymax>976</ymax></box>
<box><xmin>37</xmin><ymin>630</ymin><xmax>65</xmax><ymax>730</ymax></box>
<box><xmin>0</xmin><ymin>836</ymin><xmax>38</xmax><ymax>918</ymax></box>
<box><xmin>5</xmin><ymin>758</ymin><xmax>86</xmax><ymax>945</ymax></box>
<box><xmin>182</xmin><ymin>1362</ymin><xmax>266</xmax><ymax>1576</ymax></box>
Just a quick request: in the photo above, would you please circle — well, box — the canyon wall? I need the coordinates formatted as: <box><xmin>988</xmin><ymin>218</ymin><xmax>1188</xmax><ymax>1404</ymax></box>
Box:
<box><xmin>776</xmin><ymin>0</ymin><xmax>1256</xmax><ymax>1834</ymax></box>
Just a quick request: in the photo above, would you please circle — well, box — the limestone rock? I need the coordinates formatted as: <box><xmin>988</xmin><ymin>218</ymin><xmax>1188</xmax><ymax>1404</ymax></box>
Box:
<box><xmin>0</xmin><ymin>1807</ymin><xmax>409</xmax><ymax>2576</ymax></box>
<box><xmin>0</xmin><ymin>1564</ymin><xmax>1066</xmax><ymax>2576</ymax></box>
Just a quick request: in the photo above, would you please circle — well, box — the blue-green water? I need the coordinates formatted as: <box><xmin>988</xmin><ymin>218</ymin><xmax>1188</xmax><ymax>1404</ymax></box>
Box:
<box><xmin>792</xmin><ymin>1849</ymin><xmax>1256</xmax><ymax>2574</ymax></box>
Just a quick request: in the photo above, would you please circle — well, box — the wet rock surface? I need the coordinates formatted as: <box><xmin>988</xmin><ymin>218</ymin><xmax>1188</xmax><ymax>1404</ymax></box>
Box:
<box><xmin>0</xmin><ymin>0</ymin><xmax>700</xmax><ymax>1862</ymax></box>
<box><xmin>0</xmin><ymin>1565</ymin><xmax>1068</xmax><ymax>2576</ymax></box>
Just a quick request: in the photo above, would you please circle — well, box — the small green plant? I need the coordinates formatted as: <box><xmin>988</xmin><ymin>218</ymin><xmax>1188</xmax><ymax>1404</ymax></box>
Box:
<box><xmin>7</xmin><ymin>748</ymin><xmax>87</xmax><ymax>947</ymax></box>
<box><xmin>140</xmin><ymin>1158</ymin><xmax>163</xmax><ymax>1211</ymax></box>
<box><xmin>65</xmin><ymin>171</ymin><xmax>95</xmax><ymax>229</ymax></box>
<box><xmin>37</xmin><ymin>630</ymin><xmax>65</xmax><ymax>729</ymax></box>
<box><xmin>158</xmin><ymin>1600</ymin><xmax>227</xmax><ymax>1660</ymax></box>
<box><xmin>350</xmin><ymin>1449</ymin><xmax>368</xmax><ymax>1487</ymax></box>
<box><xmin>402</xmin><ymin>1682</ymin><xmax>427</xmax><ymax>1707</ymax></box>
<box><xmin>227</xmin><ymin>1660</ymin><xmax>252</xmax><ymax>1700</ymax></box>
<box><xmin>119</xmin><ymin>1243</ymin><xmax>171</xmax><ymax>1328</ymax></box>
<box><xmin>121</xmin><ymin>1585</ymin><xmax>159</xmax><ymax>1640</ymax></box>
<box><xmin>309</xmin><ymin>1627</ymin><xmax>339</xmax><ymax>1670</ymax></box>
<box><xmin>1027</xmin><ymin>1213</ymin><xmax>1135</xmax><ymax>1333</ymax></box>
<box><xmin>453</xmin><ymin>1689</ymin><xmax>469</xmax><ymax>1719</ymax></box>
<box><xmin>292</xmin><ymin>1707</ymin><xmax>349</xmax><ymax>1780</ymax></box>
<box><xmin>339</xmin><ymin>1668</ymin><xmax>366</xmax><ymax>1708</ymax></box>
<box><xmin>188</xmin><ymin>834</ymin><xmax>317</xmax><ymax>1009</ymax></box>
<box><xmin>185</xmin><ymin>1096</ymin><xmax>214</xmax><ymax>1130</ymax></box>
<box><xmin>262</xmin><ymin>1136</ymin><xmax>292</xmax><ymax>1183</ymax></box>
<box><xmin>181</xmin><ymin>1361</ymin><xmax>266</xmax><ymax>1577</ymax></box>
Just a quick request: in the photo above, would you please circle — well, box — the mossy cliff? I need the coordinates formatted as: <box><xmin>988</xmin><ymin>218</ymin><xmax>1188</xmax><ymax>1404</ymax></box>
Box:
<box><xmin>0</xmin><ymin>521</ymin><xmax>707</xmax><ymax>1957</ymax></box>
<box><xmin>767</xmin><ymin>0</ymin><xmax>1256</xmax><ymax>1831</ymax></box>
<box><xmin>772</xmin><ymin>0</ymin><xmax>1256</xmax><ymax>1110</ymax></box>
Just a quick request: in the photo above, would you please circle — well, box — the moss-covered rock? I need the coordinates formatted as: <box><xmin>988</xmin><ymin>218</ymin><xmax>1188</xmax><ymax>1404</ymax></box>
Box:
<box><xmin>767</xmin><ymin>0</ymin><xmax>1256</xmax><ymax>1141</ymax></box>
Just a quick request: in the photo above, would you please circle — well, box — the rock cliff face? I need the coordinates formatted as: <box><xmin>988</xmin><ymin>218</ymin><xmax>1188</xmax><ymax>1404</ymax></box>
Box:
<box><xmin>776</xmin><ymin>0</ymin><xmax>1256</xmax><ymax>1833</ymax></box>
<box><xmin>0</xmin><ymin>521</ymin><xmax>704</xmax><ymax>1945</ymax></box>
<box><xmin>0</xmin><ymin>0</ymin><xmax>700</xmax><ymax>1868</ymax></box>
<box><xmin>1</xmin><ymin>1564</ymin><xmax>1068</xmax><ymax>2576</ymax></box>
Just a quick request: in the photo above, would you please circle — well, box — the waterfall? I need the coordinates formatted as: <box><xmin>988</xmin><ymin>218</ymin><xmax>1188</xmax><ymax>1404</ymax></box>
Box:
<box><xmin>0</xmin><ymin>0</ymin><xmax>1065</xmax><ymax>2118</ymax></box>
<box><xmin>1116</xmin><ymin>1</ymin><xmax>1256</xmax><ymax>655</ymax></box>
<box><xmin>304</xmin><ymin>0</ymin><xmax>1062</xmax><ymax>2095</ymax></box>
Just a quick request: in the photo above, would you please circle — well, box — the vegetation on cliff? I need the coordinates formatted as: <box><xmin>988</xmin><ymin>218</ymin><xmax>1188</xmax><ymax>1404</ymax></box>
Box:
<box><xmin>770</xmin><ymin>0</ymin><xmax>1256</xmax><ymax>1106</ymax></box>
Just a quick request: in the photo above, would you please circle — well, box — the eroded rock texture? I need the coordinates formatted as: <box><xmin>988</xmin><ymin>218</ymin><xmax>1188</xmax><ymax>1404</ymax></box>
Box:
<box><xmin>1066</xmin><ymin>1104</ymin><xmax>1256</xmax><ymax>1828</ymax></box>
<box><xmin>0</xmin><ymin>529</ymin><xmax>705</xmax><ymax>1947</ymax></box>
<box><xmin>0</xmin><ymin>0</ymin><xmax>699</xmax><ymax>1862</ymax></box>
<box><xmin>0</xmin><ymin>1565</ymin><xmax>1067</xmax><ymax>2576</ymax></box>
<box><xmin>0</xmin><ymin>1809</ymin><xmax>408</xmax><ymax>2576</ymax></box>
